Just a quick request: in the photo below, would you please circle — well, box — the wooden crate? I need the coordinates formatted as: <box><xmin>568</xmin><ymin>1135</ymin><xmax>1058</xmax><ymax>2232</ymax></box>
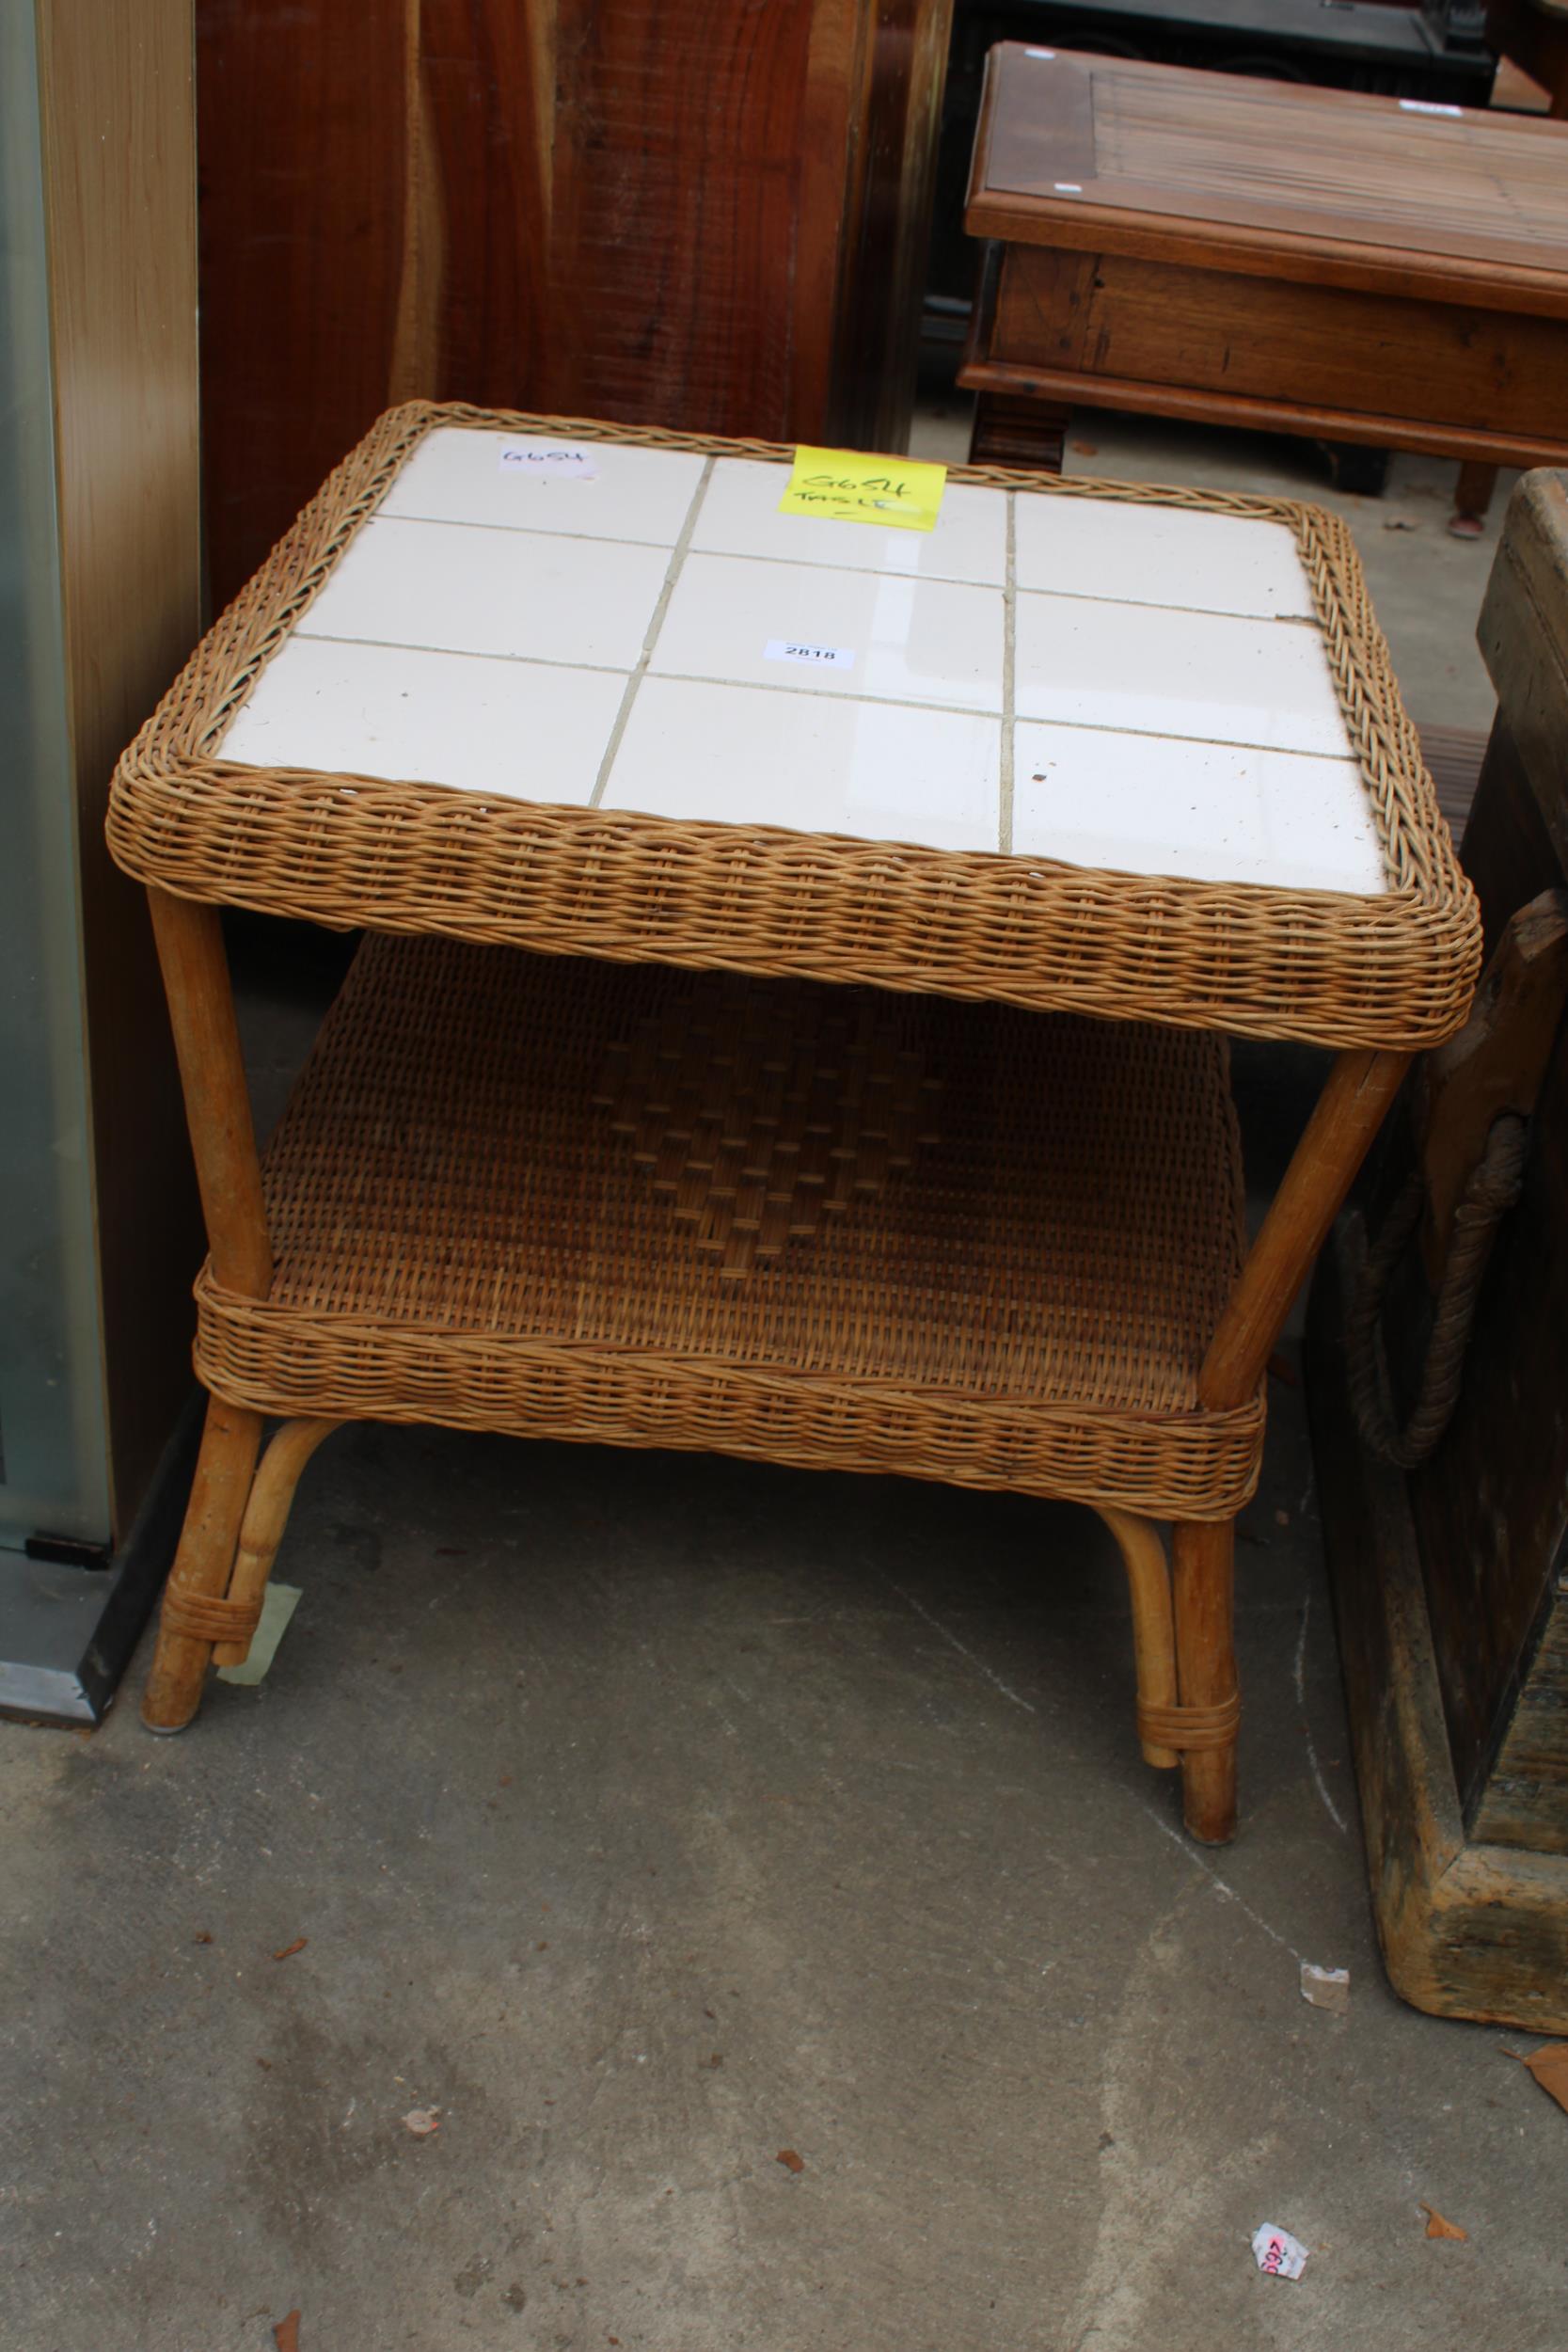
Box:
<box><xmin>1307</xmin><ymin>470</ymin><xmax>1568</xmax><ymax>2030</ymax></box>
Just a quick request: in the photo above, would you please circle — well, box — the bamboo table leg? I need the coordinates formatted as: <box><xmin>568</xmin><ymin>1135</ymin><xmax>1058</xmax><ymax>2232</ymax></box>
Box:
<box><xmin>141</xmin><ymin>887</ymin><xmax>274</xmax><ymax>1731</ymax></box>
<box><xmin>142</xmin><ymin>1398</ymin><xmax>264</xmax><ymax>1731</ymax></box>
<box><xmin>1094</xmin><ymin>1506</ymin><xmax>1180</xmax><ymax>1771</ymax></box>
<box><xmin>1176</xmin><ymin>1046</ymin><xmax>1411</xmax><ymax>1841</ymax></box>
<box><xmin>210</xmin><ymin>1416</ymin><xmax>344</xmax><ymax>1667</ymax></box>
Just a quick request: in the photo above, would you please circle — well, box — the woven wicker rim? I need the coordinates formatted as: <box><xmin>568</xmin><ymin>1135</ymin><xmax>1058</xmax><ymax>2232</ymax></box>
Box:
<box><xmin>108</xmin><ymin>402</ymin><xmax>1480</xmax><ymax>1050</ymax></box>
<box><xmin>186</xmin><ymin>933</ymin><xmax>1267</xmax><ymax>1524</ymax></box>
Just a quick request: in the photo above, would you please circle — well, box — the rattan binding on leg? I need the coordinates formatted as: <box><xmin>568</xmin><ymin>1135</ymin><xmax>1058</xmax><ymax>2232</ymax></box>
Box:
<box><xmin>160</xmin><ymin>1590</ymin><xmax>264</xmax><ymax>1646</ymax></box>
<box><xmin>1137</xmin><ymin>1692</ymin><xmax>1242</xmax><ymax>1753</ymax></box>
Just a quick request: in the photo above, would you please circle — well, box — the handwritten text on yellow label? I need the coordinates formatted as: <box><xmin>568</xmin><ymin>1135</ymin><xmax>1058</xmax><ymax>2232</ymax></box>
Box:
<box><xmin>779</xmin><ymin>446</ymin><xmax>946</xmax><ymax>533</ymax></box>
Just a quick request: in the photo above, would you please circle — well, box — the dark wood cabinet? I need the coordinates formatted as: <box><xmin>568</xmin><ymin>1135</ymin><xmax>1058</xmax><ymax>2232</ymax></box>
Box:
<box><xmin>959</xmin><ymin>46</ymin><xmax>1568</xmax><ymax>509</ymax></box>
<box><xmin>1307</xmin><ymin>472</ymin><xmax>1568</xmax><ymax>2030</ymax></box>
<box><xmin>197</xmin><ymin>1</ymin><xmax>953</xmax><ymax>611</ymax></box>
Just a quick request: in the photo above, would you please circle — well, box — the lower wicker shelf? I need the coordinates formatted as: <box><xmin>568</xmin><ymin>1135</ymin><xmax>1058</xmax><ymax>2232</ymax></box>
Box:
<box><xmin>195</xmin><ymin>932</ymin><xmax>1264</xmax><ymax>1522</ymax></box>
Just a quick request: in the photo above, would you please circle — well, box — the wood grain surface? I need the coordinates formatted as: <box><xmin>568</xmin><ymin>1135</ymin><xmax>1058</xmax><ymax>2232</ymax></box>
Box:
<box><xmin>992</xmin><ymin>249</ymin><xmax>1568</xmax><ymax>439</ymax></box>
<box><xmin>1408</xmin><ymin>715</ymin><xmax>1568</xmax><ymax>1822</ymax></box>
<box><xmin>961</xmin><ymin>48</ymin><xmax>1568</xmax><ymax>478</ymax></box>
<box><xmin>969</xmin><ymin>45</ymin><xmax>1568</xmax><ymax>312</ymax></box>
<box><xmin>1307</xmin><ymin>1228</ymin><xmax>1568</xmax><ymax>2030</ymax></box>
<box><xmin>197</xmin><ymin>0</ymin><xmax>953</xmax><ymax>610</ymax></box>
<box><xmin>36</xmin><ymin>0</ymin><xmax>206</xmax><ymax>1537</ymax></box>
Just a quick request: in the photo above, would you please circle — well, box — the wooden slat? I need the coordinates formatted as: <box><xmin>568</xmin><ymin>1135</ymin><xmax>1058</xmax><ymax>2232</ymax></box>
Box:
<box><xmin>1417</xmin><ymin>724</ymin><xmax>1490</xmax><ymax>841</ymax></box>
<box><xmin>992</xmin><ymin>246</ymin><xmax>1568</xmax><ymax>439</ymax></box>
<box><xmin>36</xmin><ymin>0</ymin><xmax>206</xmax><ymax>1538</ymax></box>
<box><xmin>1407</xmin><ymin>722</ymin><xmax>1568</xmax><ymax>1814</ymax></box>
<box><xmin>1472</xmin><ymin>1593</ymin><xmax>1568</xmax><ymax>1855</ymax></box>
<box><xmin>959</xmin><ymin>350</ymin><xmax>1568</xmax><ymax>469</ymax></box>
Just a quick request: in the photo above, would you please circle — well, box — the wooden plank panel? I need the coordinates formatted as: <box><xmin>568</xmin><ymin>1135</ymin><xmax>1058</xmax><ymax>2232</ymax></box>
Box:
<box><xmin>420</xmin><ymin>1</ymin><xmax>553</xmax><ymax>411</ymax></box>
<box><xmin>1479</xmin><ymin>474</ymin><xmax>1568</xmax><ymax>882</ymax></box>
<box><xmin>1405</xmin><ymin>723</ymin><xmax>1568</xmax><ymax>1815</ymax></box>
<box><xmin>1472</xmin><ymin>1593</ymin><xmax>1568</xmax><ymax>1854</ymax></box>
<box><xmin>831</xmin><ymin>0</ymin><xmax>955</xmax><ymax>453</ymax></box>
<box><xmin>540</xmin><ymin>0</ymin><xmax>833</xmax><ymax>434</ymax></box>
<box><xmin>196</xmin><ymin>0</ymin><xmax>410</xmax><ymax>611</ymax></box>
<box><xmin>196</xmin><ymin>1</ymin><xmax>951</xmax><ymax>608</ymax></box>
<box><xmin>36</xmin><ymin>0</ymin><xmax>206</xmax><ymax>1537</ymax></box>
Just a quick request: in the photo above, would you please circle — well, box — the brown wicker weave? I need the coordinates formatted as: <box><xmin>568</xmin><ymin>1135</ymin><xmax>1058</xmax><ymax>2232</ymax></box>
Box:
<box><xmin>113</xmin><ymin>405</ymin><xmax>1474</xmax><ymax>1841</ymax></box>
<box><xmin>107</xmin><ymin>403</ymin><xmax>1480</xmax><ymax>1051</ymax></box>
<box><xmin>194</xmin><ymin>934</ymin><xmax>1260</xmax><ymax>1522</ymax></box>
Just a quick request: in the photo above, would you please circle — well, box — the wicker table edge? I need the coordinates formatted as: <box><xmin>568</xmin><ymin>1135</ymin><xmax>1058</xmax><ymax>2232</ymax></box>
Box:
<box><xmin>107</xmin><ymin>401</ymin><xmax>1482</xmax><ymax>1052</ymax></box>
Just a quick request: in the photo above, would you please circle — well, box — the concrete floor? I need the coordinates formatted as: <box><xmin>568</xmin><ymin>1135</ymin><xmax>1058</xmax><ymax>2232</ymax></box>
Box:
<box><xmin>5</xmin><ymin>416</ymin><xmax>1564</xmax><ymax>2352</ymax></box>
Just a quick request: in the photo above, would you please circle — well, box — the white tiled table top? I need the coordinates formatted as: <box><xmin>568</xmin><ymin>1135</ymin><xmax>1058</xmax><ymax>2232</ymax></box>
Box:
<box><xmin>219</xmin><ymin>426</ymin><xmax>1390</xmax><ymax>897</ymax></box>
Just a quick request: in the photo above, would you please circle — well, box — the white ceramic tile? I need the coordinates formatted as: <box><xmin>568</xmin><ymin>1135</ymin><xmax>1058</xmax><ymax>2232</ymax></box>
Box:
<box><xmin>1012</xmin><ymin>722</ymin><xmax>1387</xmax><ymax>895</ymax></box>
<box><xmin>380</xmin><ymin>425</ymin><xmax>706</xmax><ymax>546</ymax></box>
<box><xmin>219</xmin><ymin>637</ymin><xmax>625</xmax><ymax>803</ymax></box>
<box><xmin>299</xmin><ymin>516</ymin><xmax>669</xmax><ymax>669</ymax></box>
<box><xmin>1014</xmin><ymin>495</ymin><xmax>1315</xmax><ymax>618</ymax></box>
<box><xmin>602</xmin><ymin>676</ymin><xmax>1001</xmax><ymax>850</ymax></box>
<box><xmin>649</xmin><ymin>553</ymin><xmax>1004</xmax><ymax>712</ymax></box>
<box><xmin>692</xmin><ymin>456</ymin><xmax>1007</xmax><ymax>584</ymax></box>
<box><xmin>1013</xmin><ymin>592</ymin><xmax>1351</xmax><ymax>756</ymax></box>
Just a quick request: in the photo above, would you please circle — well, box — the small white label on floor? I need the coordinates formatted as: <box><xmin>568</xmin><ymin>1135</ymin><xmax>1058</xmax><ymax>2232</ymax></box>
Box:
<box><xmin>1251</xmin><ymin>2224</ymin><xmax>1308</xmax><ymax>2281</ymax></box>
<box><xmin>1300</xmin><ymin>1961</ymin><xmax>1351</xmax><ymax>2013</ymax></box>
<box><xmin>499</xmin><ymin>444</ymin><xmax>597</xmax><ymax>479</ymax></box>
<box><xmin>1400</xmin><ymin>99</ymin><xmax>1463</xmax><ymax>117</ymax></box>
<box><xmin>214</xmin><ymin>1581</ymin><xmax>302</xmax><ymax>1687</ymax></box>
<box><xmin>764</xmin><ymin>639</ymin><xmax>855</xmax><ymax>671</ymax></box>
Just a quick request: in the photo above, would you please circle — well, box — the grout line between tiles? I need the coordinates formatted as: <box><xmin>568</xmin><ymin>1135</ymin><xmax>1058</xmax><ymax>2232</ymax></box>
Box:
<box><xmin>381</xmin><ymin>509</ymin><xmax>706</xmax><ymax>555</ymax></box>
<box><xmin>589</xmin><ymin>456</ymin><xmax>717</xmax><ymax>809</ymax></box>
<box><xmin>273</xmin><ymin>626</ymin><xmax>1357</xmax><ymax>765</ymax></box>
<box><xmin>362</xmin><ymin>507</ymin><xmax>1316</xmax><ymax>621</ymax></box>
<box><xmin>291</xmin><ymin>630</ymin><xmax>631</xmax><ymax>681</ymax></box>
<box><xmin>1000</xmin><ymin>493</ymin><xmax>1017</xmax><ymax>853</ymax></box>
<box><xmin>369</xmin><ymin>510</ymin><xmax>1325</xmax><ymax>626</ymax></box>
<box><xmin>372</xmin><ymin>504</ymin><xmax>995</xmax><ymax>589</ymax></box>
<box><xmin>1015</xmin><ymin>580</ymin><xmax>1319</xmax><ymax>628</ymax></box>
<box><xmin>290</xmin><ymin>625</ymin><xmax>1002</xmax><ymax>722</ymax></box>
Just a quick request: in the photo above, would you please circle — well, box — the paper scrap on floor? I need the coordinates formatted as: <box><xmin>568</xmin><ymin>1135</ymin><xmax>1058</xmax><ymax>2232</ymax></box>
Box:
<box><xmin>1252</xmin><ymin>2223</ymin><xmax>1309</xmax><ymax>2280</ymax></box>
<box><xmin>214</xmin><ymin>1581</ymin><xmax>302</xmax><ymax>1685</ymax></box>
<box><xmin>1301</xmin><ymin>1962</ymin><xmax>1351</xmax><ymax>2013</ymax></box>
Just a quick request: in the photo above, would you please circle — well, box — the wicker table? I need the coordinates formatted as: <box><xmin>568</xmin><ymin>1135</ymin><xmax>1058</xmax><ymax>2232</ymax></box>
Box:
<box><xmin>109</xmin><ymin>404</ymin><xmax>1479</xmax><ymax>1843</ymax></box>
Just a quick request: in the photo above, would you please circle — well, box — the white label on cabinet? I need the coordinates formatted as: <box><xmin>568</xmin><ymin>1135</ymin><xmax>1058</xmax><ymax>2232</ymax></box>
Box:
<box><xmin>1399</xmin><ymin>99</ymin><xmax>1463</xmax><ymax>117</ymax></box>
<box><xmin>764</xmin><ymin>639</ymin><xmax>856</xmax><ymax>671</ymax></box>
<box><xmin>498</xmin><ymin>444</ymin><xmax>598</xmax><ymax>479</ymax></box>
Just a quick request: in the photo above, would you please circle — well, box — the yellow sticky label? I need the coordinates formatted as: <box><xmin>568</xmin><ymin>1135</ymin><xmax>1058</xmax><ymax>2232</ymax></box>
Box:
<box><xmin>779</xmin><ymin>446</ymin><xmax>946</xmax><ymax>533</ymax></box>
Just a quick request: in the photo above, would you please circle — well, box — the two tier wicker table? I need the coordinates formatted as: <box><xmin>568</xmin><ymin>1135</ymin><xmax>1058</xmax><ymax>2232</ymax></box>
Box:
<box><xmin>109</xmin><ymin>404</ymin><xmax>1480</xmax><ymax>1843</ymax></box>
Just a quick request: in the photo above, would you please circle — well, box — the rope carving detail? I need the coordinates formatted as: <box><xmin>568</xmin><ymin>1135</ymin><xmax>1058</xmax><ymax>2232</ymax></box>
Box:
<box><xmin>1346</xmin><ymin>1114</ymin><xmax>1528</xmax><ymax>1468</ymax></box>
